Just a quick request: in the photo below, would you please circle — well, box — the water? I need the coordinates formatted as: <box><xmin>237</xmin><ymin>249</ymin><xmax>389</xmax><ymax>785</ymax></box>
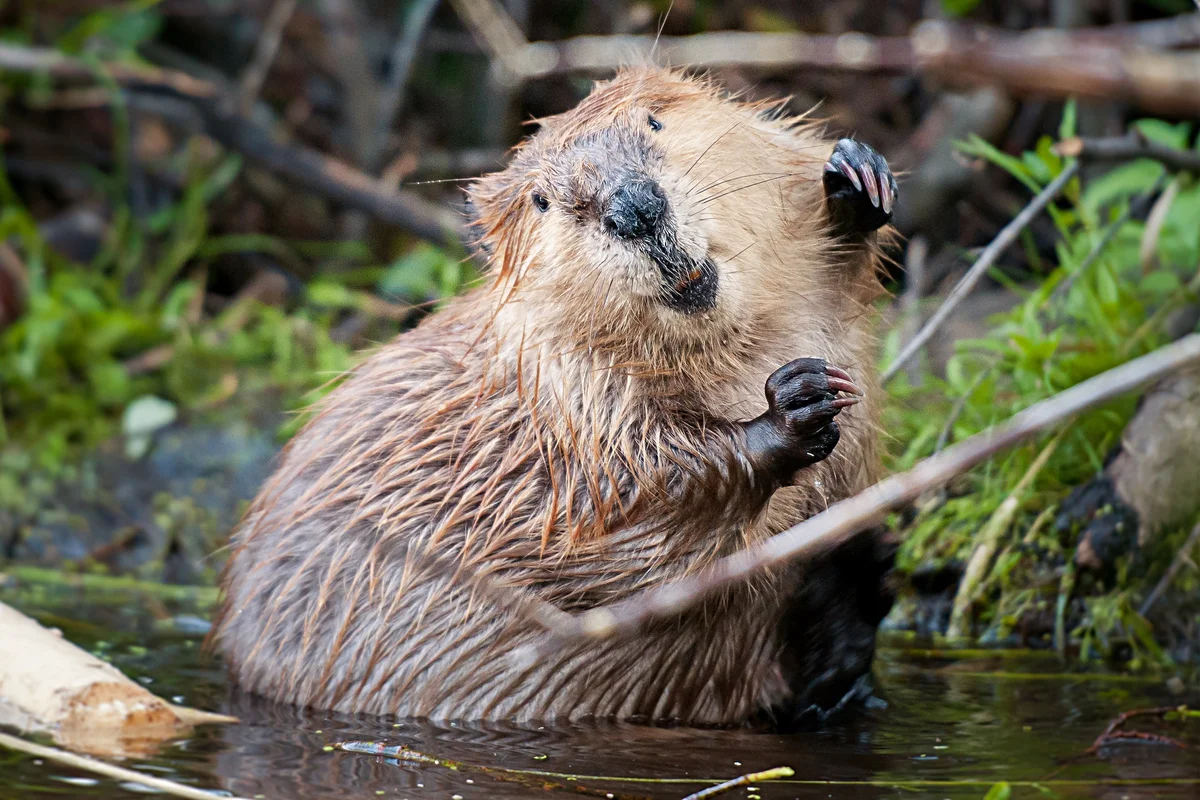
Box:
<box><xmin>2</xmin><ymin>596</ymin><xmax>1198</xmax><ymax>800</ymax></box>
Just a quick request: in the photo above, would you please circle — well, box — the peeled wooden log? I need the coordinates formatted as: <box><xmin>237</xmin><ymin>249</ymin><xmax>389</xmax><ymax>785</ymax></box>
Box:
<box><xmin>0</xmin><ymin>602</ymin><xmax>234</xmax><ymax>757</ymax></box>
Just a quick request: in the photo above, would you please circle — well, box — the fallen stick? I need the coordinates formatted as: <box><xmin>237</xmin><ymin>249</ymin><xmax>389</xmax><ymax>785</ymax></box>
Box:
<box><xmin>535</xmin><ymin>333</ymin><xmax>1200</xmax><ymax>645</ymax></box>
<box><xmin>0</xmin><ymin>43</ymin><xmax>463</xmax><ymax>248</ymax></box>
<box><xmin>881</xmin><ymin>162</ymin><xmax>1080</xmax><ymax>385</ymax></box>
<box><xmin>0</xmin><ymin>732</ymin><xmax>252</xmax><ymax>800</ymax></box>
<box><xmin>680</xmin><ymin>767</ymin><xmax>795</xmax><ymax>800</ymax></box>
<box><xmin>0</xmin><ymin>602</ymin><xmax>233</xmax><ymax>757</ymax></box>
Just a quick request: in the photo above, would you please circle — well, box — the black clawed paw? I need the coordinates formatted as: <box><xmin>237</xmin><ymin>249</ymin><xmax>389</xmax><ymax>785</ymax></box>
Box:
<box><xmin>763</xmin><ymin>358</ymin><xmax>863</xmax><ymax>470</ymax></box>
<box><xmin>824</xmin><ymin>138</ymin><xmax>896</xmax><ymax>237</ymax></box>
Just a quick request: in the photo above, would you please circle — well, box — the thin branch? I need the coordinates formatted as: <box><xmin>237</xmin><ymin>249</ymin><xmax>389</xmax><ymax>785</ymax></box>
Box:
<box><xmin>369</xmin><ymin>0</ymin><xmax>442</xmax><ymax>171</ymax></box>
<box><xmin>0</xmin><ymin>43</ymin><xmax>463</xmax><ymax>248</ymax></box>
<box><xmin>532</xmin><ymin>333</ymin><xmax>1200</xmax><ymax>647</ymax></box>
<box><xmin>447</xmin><ymin>0</ymin><xmax>528</xmax><ymax>66</ymax></box>
<box><xmin>1140</xmin><ymin>521</ymin><xmax>1200</xmax><ymax>616</ymax></box>
<box><xmin>1058</xmin><ymin>132</ymin><xmax>1200</xmax><ymax>173</ymax></box>
<box><xmin>882</xmin><ymin>163</ymin><xmax>1080</xmax><ymax>385</ymax></box>
<box><xmin>681</xmin><ymin>767</ymin><xmax>795</xmax><ymax>800</ymax></box>
<box><xmin>934</xmin><ymin>360</ymin><xmax>997</xmax><ymax>454</ymax></box>
<box><xmin>237</xmin><ymin>0</ymin><xmax>298</xmax><ymax>115</ymax></box>
<box><xmin>0</xmin><ymin>733</ymin><xmax>252</xmax><ymax>800</ymax></box>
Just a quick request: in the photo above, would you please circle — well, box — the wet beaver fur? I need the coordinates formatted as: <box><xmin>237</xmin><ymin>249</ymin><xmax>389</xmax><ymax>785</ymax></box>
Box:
<box><xmin>214</xmin><ymin>68</ymin><xmax>899</xmax><ymax>727</ymax></box>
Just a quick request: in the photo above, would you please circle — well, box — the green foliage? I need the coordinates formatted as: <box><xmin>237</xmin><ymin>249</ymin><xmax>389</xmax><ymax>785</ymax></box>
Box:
<box><xmin>887</xmin><ymin>114</ymin><xmax>1200</xmax><ymax>663</ymax></box>
<box><xmin>941</xmin><ymin>0</ymin><xmax>985</xmax><ymax>17</ymax></box>
<box><xmin>0</xmin><ymin>149</ymin><xmax>448</xmax><ymax>485</ymax></box>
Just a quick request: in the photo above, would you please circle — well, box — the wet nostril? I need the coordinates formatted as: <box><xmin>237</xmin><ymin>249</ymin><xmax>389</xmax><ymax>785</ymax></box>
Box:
<box><xmin>604</xmin><ymin>180</ymin><xmax>667</xmax><ymax>239</ymax></box>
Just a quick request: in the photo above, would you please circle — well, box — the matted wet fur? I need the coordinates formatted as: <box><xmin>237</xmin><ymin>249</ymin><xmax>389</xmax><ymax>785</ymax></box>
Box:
<box><xmin>213</xmin><ymin>68</ymin><xmax>894</xmax><ymax>725</ymax></box>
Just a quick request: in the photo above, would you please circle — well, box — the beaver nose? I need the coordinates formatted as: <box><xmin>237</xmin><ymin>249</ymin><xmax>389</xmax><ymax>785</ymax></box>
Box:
<box><xmin>603</xmin><ymin>180</ymin><xmax>667</xmax><ymax>239</ymax></box>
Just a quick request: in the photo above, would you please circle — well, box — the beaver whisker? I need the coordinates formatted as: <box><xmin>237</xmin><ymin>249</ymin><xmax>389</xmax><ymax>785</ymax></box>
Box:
<box><xmin>693</xmin><ymin>170</ymin><xmax>792</xmax><ymax>198</ymax></box>
<box><xmin>698</xmin><ymin>173</ymin><xmax>799</xmax><ymax>206</ymax></box>
<box><xmin>682</xmin><ymin>119</ymin><xmax>744</xmax><ymax>179</ymax></box>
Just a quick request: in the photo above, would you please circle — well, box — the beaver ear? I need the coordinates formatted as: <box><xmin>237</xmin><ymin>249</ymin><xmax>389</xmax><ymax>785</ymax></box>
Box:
<box><xmin>462</xmin><ymin>187</ymin><xmax>493</xmax><ymax>260</ymax></box>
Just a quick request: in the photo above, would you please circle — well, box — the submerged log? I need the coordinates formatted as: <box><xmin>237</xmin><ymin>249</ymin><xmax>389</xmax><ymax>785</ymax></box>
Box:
<box><xmin>0</xmin><ymin>602</ymin><xmax>234</xmax><ymax>757</ymax></box>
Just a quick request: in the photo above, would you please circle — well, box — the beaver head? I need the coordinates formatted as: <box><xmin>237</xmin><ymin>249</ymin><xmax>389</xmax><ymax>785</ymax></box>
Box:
<box><xmin>466</xmin><ymin>69</ymin><xmax>846</xmax><ymax>365</ymax></box>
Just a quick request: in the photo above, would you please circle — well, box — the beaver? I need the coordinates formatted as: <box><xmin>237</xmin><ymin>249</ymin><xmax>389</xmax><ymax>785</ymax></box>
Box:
<box><xmin>213</xmin><ymin>68</ymin><xmax>898</xmax><ymax>727</ymax></box>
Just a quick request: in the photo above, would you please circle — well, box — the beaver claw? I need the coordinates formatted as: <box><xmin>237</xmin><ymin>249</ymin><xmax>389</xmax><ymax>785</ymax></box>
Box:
<box><xmin>824</xmin><ymin>138</ymin><xmax>896</xmax><ymax>237</ymax></box>
<box><xmin>743</xmin><ymin>358</ymin><xmax>863</xmax><ymax>482</ymax></box>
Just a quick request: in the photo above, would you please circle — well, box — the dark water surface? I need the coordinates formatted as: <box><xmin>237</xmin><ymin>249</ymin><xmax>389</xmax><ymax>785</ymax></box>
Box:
<box><xmin>2</xmin><ymin>594</ymin><xmax>1198</xmax><ymax>800</ymax></box>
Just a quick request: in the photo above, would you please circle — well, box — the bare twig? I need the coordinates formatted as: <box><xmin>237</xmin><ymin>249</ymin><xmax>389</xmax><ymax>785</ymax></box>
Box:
<box><xmin>680</xmin><ymin>767</ymin><xmax>795</xmax><ymax>800</ymax></box>
<box><xmin>447</xmin><ymin>0</ymin><xmax>528</xmax><ymax>69</ymax></box>
<box><xmin>534</xmin><ymin>334</ymin><xmax>1200</xmax><ymax>646</ymax></box>
<box><xmin>946</xmin><ymin>430</ymin><xmax>1065</xmax><ymax>640</ymax></box>
<box><xmin>369</xmin><ymin>0</ymin><xmax>442</xmax><ymax>170</ymax></box>
<box><xmin>1140</xmin><ymin>521</ymin><xmax>1200</xmax><ymax>616</ymax></box>
<box><xmin>0</xmin><ymin>732</ymin><xmax>251</xmax><ymax>800</ymax></box>
<box><xmin>1085</xmin><ymin>706</ymin><xmax>1190</xmax><ymax>756</ymax></box>
<box><xmin>317</xmin><ymin>0</ymin><xmax>378</xmax><ymax>165</ymax></box>
<box><xmin>1058</xmin><ymin>132</ymin><xmax>1200</xmax><ymax>173</ymax></box>
<box><xmin>934</xmin><ymin>360</ymin><xmax>997</xmax><ymax>454</ymax></box>
<box><xmin>882</xmin><ymin>163</ymin><xmax>1080</xmax><ymax>385</ymax></box>
<box><xmin>237</xmin><ymin>0</ymin><xmax>298</xmax><ymax>114</ymax></box>
<box><xmin>898</xmin><ymin>235</ymin><xmax>928</xmax><ymax>385</ymax></box>
<box><xmin>0</xmin><ymin>43</ymin><xmax>463</xmax><ymax>248</ymax></box>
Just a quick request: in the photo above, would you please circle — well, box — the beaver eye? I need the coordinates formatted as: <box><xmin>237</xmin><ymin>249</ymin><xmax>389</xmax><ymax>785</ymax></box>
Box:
<box><xmin>648</xmin><ymin>115</ymin><xmax>663</xmax><ymax>132</ymax></box>
<box><xmin>532</xmin><ymin>192</ymin><xmax>550</xmax><ymax>213</ymax></box>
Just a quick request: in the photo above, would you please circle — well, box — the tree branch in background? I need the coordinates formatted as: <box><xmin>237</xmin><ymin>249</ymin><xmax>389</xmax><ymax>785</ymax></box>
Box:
<box><xmin>0</xmin><ymin>43</ymin><xmax>464</xmax><ymax>249</ymax></box>
<box><xmin>882</xmin><ymin>163</ymin><xmax>1081</xmax><ymax>385</ymax></box>
<box><xmin>370</xmin><ymin>0</ymin><xmax>443</xmax><ymax>171</ymax></box>
<box><xmin>1057</xmin><ymin>132</ymin><xmax>1200</xmax><ymax>173</ymax></box>
<box><xmin>490</xmin><ymin>15</ymin><xmax>1200</xmax><ymax>117</ymax></box>
<box><xmin>237</xmin><ymin>0</ymin><xmax>298</xmax><ymax>115</ymax></box>
<box><xmin>527</xmin><ymin>333</ymin><xmax>1200</xmax><ymax>648</ymax></box>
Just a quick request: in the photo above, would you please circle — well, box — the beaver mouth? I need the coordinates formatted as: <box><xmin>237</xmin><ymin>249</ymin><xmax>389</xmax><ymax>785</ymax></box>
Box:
<box><xmin>642</xmin><ymin>238</ymin><xmax>718</xmax><ymax>314</ymax></box>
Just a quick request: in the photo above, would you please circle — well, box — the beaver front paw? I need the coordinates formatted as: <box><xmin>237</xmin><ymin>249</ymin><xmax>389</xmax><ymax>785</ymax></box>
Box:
<box><xmin>743</xmin><ymin>358</ymin><xmax>863</xmax><ymax>483</ymax></box>
<box><xmin>824</xmin><ymin>138</ymin><xmax>896</xmax><ymax>237</ymax></box>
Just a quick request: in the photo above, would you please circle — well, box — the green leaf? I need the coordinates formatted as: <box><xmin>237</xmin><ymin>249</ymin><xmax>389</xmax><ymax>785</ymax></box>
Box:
<box><xmin>983</xmin><ymin>781</ymin><xmax>1012</xmax><ymax>800</ymax></box>
<box><xmin>1059</xmin><ymin>99</ymin><xmax>1078</xmax><ymax>140</ymax></box>
<box><xmin>1133</xmin><ymin>119</ymin><xmax>1191</xmax><ymax>150</ymax></box>
<box><xmin>956</xmin><ymin>135</ymin><xmax>1040</xmax><ymax>194</ymax></box>
<box><xmin>941</xmin><ymin>0</ymin><xmax>984</xmax><ymax>16</ymax></box>
<box><xmin>1141</xmin><ymin>271</ymin><xmax>1182</xmax><ymax>295</ymax></box>
<box><xmin>1081</xmin><ymin>161</ymin><xmax>1164</xmax><ymax>215</ymax></box>
<box><xmin>1095</xmin><ymin>265</ymin><xmax>1120</xmax><ymax>307</ymax></box>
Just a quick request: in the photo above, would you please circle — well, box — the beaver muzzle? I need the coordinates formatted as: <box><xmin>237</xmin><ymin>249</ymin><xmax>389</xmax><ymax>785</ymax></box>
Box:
<box><xmin>604</xmin><ymin>178</ymin><xmax>718</xmax><ymax>314</ymax></box>
<box><xmin>603</xmin><ymin>179</ymin><xmax>667</xmax><ymax>239</ymax></box>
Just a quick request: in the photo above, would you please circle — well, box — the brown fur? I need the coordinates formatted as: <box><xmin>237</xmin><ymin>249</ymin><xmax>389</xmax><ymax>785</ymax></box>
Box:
<box><xmin>213</xmin><ymin>69</ymin><xmax>888</xmax><ymax>724</ymax></box>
